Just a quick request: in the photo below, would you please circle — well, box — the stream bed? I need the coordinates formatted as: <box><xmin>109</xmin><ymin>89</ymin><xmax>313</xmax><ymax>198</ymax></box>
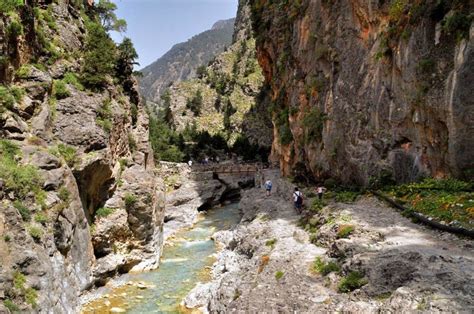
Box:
<box><xmin>81</xmin><ymin>202</ymin><xmax>241</xmax><ymax>313</ymax></box>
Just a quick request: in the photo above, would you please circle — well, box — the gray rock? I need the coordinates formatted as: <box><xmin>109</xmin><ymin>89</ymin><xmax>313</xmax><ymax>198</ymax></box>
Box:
<box><xmin>30</xmin><ymin>151</ymin><xmax>61</xmax><ymax>170</ymax></box>
<box><xmin>52</xmin><ymin>89</ymin><xmax>107</xmax><ymax>151</ymax></box>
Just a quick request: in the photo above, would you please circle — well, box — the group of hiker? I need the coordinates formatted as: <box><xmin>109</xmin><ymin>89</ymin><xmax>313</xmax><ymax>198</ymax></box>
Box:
<box><xmin>262</xmin><ymin>179</ymin><xmax>327</xmax><ymax>212</ymax></box>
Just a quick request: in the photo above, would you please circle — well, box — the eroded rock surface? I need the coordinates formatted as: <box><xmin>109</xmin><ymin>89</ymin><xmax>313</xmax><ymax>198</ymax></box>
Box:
<box><xmin>184</xmin><ymin>170</ymin><xmax>474</xmax><ymax>312</ymax></box>
<box><xmin>0</xmin><ymin>1</ymin><xmax>165</xmax><ymax>312</ymax></box>
<box><xmin>158</xmin><ymin>162</ymin><xmax>227</xmax><ymax>241</ymax></box>
<box><xmin>250</xmin><ymin>1</ymin><xmax>474</xmax><ymax>184</ymax></box>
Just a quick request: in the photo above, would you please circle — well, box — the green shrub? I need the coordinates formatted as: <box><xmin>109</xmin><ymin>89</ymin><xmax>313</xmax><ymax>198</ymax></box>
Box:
<box><xmin>119</xmin><ymin>158</ymin><xmax>128</xmax><ymax>172</ymax></box>
<box><xmin>442</xmin><ymin>11</ymin><xmax>472</xmax><ymax>41</ymax></box>
<box><xmin>310</xmin><ymin>199</ymin><xmax>325</xmax><ymax>213</ymax></box>
<box><xmin>0</xmin><ymin>155</ymin><xmax>43</xmax><ymax>199</ymax></box>
<box><xmin>4</xmin><ymin>234</ymin><xmax>11</xmax><ymax>242</ymax></box>
<box><xmin>391</xmin><ymin>178</ymin><xmax>472</xmax><ymax>195</ymax></box>
<box><xmin>49</xmin><ymin>144</ymin><xmax>78</xmax><ymax>167</ymax></box>
<box><xmin>6</xmin><ymin>19</ymin><xmax>23</xmax><ymax>39</ymax></box>
<box><xmin>275</xmin><ymin>108</ymin><xmax>293</xmax><ymax>145</ymax></box>
<box><xmin>302</xmin><ymin>107</ymin><xmax>327</xmax><ymax>142</ymax></box>
<box><xmin>124</xmin><ymin>194</ymin><xmax>137</xmax><ymax>208</ymax></box>
<box><xmin>265</xmin><ymin>238</ymin><xmax>277</xmax><ymax>249</ymax></box>
<box><xmin>130</xmin><ymin>102</ymin><xmax>138</xmax><ymax>125</ymax></box>
<box><xmin>337</xmin><ymin>225</ymin><xmax>355</xmax><ymax>238</ymax></box>
<box><xmin>63</xmin><ymin>72</ymin><xmax>84</xmax><ymax>91</ymax></box>
<box><xmin>13</xmin><ymin>271</ymin><xmax>26</xmax><ymax>290</ymax></box>
<box><xmin>34</xmin><ymin>212</ymin><xmax>48</xmax><ymax>224</ymax></box>
<box><xmin>96</xmin><ymin>118</ymin><xmax>112</xmax><ymax>133</ymax></box>
<box><xmin>0</xmin><ymin>139</ymin><xmax>19</xmax><ymax>158</ymax></box>
<box><xmin>275</xmin><ymin>270</ymin><xmax>284</xmax><ymax>280</ymax></box>
<box><xmin>40</xmin><ymin>6</ymin><xmax>57</xmax><ymax>31</ymax></box>
<box><xmin>35</xmin><ymin>190</ymin><xmax>47</xmax><ymax>210</ymax></box>
<box><xmin>13</xmin><ymin>201</ymin><xmax>31</xmax><ymax>221</ymax></box>
<box><xmin>25</xmin><ymin>287</ymin><xmax>38</xmax><ymax>307</ymax></box>
<box><xmin>28</xmin><ymin>226</ymin><xmax>43</xmax><ymax>241</ymax></box>
<box><xmin>96</xmin><ymin>99</ymin><xmax>113</xmax><ymax>133</ymax></box>
<box><xmin>52</xmin><ymin>80</ymin><xmax>70</xmax><ymax>99</ymax></box>
<box><xmin>0</xmin><ymin>0</ymin><xmax>23</xmax><ymax>13</ymax></box>
<box><xmin>11</xmin><ymin>86</ymin><xmax>25</xmax><ymax>102</ymax></box>
<box><xmin>3</xmin><ymin>299</ymin><xmax>19</xmax><ymax>312</ymax></box>
<box><xmin>334</xmin><ymin>191</ymin><xmax>359</xmax><ymax>203</ymax></box>
<box><xmin>58</xmin><ymin>186</ymin><xmax>71</xmax><ymax>202</ymax></box>
<box><xmin>338</xmin><ymin>271</ymin><xmax>368</xmax><ymax>292</ymax></box>
<box><xmin>128</xmin><ymin>133</ymin><xmax>137</xmax><ymax>151</ymax></box>
<box><xmin>312</xmin><ymin>257</ymin><xmax>340</xmax><ymax>275</ymax></box>
<box><xmin>95</xmin><ymin>207</ymin><xmax>114</xmax><ymax>218</ymax></box>
<box><xmin>388</xmin><ymin>0</ymin><xmax>408</xmax><ymax>21</ymax></box>
<box><xmin>0</xmin><ymin>85</ymin><xmax>16</xmax><ymax>110</ymax></box>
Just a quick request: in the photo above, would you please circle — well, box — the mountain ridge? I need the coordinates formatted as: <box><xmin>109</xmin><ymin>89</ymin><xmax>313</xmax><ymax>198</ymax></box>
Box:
<box><xmin>139</xmin><ymin>18</ymin><xmax>235</xmax><ymax>103</ymax></box>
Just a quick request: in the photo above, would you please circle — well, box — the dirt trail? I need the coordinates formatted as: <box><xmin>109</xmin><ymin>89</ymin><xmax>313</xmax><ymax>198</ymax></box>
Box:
<box><xmin>183</xmin><ymin>170</ymin><xmax>474</xmax><ymax>312</ymax></box>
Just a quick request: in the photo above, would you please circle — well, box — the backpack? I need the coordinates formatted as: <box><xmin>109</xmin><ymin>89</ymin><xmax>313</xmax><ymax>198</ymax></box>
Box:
<box><xmin>295</xmin><ymin>192</ymin><xmax>303</xmax><ymax>205</ymax></box>
<box><xmin>265</xmin><ymin>181</ymin><xmax>272</xmax><ymax>189</ymax></box>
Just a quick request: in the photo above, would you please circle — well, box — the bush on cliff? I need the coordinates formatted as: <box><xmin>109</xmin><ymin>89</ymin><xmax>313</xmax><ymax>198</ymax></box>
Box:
<box><xmin>0</xmin><ymin>0</ymin><xmax>23</xmax><ymax>13</ymax></box>
<box><xmin>0</xmin><ymin>140</ymin><xmax>43</xmax><ymax>200</ymax></box>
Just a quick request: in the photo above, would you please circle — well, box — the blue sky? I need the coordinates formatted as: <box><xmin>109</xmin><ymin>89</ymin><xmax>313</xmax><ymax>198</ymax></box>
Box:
<box><xmin>110</xmin><ymin>0</ymin><xmax>238</xmax><ymax>69</ymax></box>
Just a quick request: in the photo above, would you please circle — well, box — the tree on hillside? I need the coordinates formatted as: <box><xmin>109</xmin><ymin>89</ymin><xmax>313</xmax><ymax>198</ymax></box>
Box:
<box><xmin>95</xmin><ymin>0</ymin><xmax>127</xmax><ymax>32</ymax></box>
<box><xmin>81</xmin><ymin>22</ymin><xmax>117</xmax><ymax>89</ymax></box>
<box><xmin>196</xmin><ymin>65</ymin><xmax>207</xmax><ymax>79</ymax></box>
<box><xmin>116</xmin><ymin>37</ymin><xmax>139</xmax><ymax>82</ymax></box>
<box><xmin>186</xmin><ymin>90</ymin><xmax>203</xmax><ymax>116</ymax></box>
<box><xmin>223</xmin><ymin>99</ymin><xmax>236</xmax><ymax>130</ymax></box>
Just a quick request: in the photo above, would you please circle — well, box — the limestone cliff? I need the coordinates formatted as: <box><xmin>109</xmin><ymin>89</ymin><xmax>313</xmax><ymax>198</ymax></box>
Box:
<box><xmin>250</xmin><ymin>0</ymin><xmax>473</xmax><ymax>184</ymax></box>
<box><xmin>0</xmin><ymin>1</ymin><xmax>164</xmax><ymax>312</ymax></box>
<box><xmin>165</xmin><ymin>0</ymin><xmax>272</xmax><ymax>148</ymax></box>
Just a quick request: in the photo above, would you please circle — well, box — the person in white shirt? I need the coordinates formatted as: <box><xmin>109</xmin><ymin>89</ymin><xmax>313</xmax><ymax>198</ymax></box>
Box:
<box><xmin>293</xmin><ymin>187</ymin><xmax>303</xmax><ymax>211</ymax></box>
<box><xmin>316</xmin><ymin>185</ymin><xmax>326</xmax><ymax>200</ymax></box>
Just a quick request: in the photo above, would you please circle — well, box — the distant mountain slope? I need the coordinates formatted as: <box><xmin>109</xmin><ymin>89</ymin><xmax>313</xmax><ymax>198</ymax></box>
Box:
<box><xmin>139</xmin><ymin>18</ymin><xmax>235</xmax><ymax>103</ymax></box>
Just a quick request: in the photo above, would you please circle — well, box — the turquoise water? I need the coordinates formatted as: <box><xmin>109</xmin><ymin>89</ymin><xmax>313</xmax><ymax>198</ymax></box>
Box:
<box><xmin>82</xmin><ymin>202</ymin><xmax>241</xmax><ymax>313</ymax></box>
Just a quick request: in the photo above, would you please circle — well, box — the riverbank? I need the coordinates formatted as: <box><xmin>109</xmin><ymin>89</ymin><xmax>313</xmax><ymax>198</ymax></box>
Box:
<box><xmin>183</xmin><ymin>170</ymin><xmax>474</xmax><ymax>312</ymax></box>
<box><xmin>81</xmin><ymin>202</ymin><xmax>242</xmax><ymax>313</ymax></box>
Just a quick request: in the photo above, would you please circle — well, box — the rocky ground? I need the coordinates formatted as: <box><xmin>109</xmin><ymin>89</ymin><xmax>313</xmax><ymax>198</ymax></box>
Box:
<box><xmin>158</xmin><ymin>162</ymin><xmax>227</xmax><ymax>241</ymax></box>
<box><xmin>183</xmin><ymin>170</ymin><xmax>474</xmax><ymax>312</ymax></box>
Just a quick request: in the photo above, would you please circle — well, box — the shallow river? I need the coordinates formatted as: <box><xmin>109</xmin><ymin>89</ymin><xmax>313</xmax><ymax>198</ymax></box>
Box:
<box><xmin>82</xmin><ymin>203</ymin><xmax>241</xmax><ymax>313</ymax></box>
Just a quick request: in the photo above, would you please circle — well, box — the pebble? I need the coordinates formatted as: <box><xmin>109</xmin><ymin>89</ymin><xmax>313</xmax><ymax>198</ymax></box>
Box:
<box><xmin>110</xmin><ymin>307</ymin><xmax>126</xmax><ymax>313</ymax></box>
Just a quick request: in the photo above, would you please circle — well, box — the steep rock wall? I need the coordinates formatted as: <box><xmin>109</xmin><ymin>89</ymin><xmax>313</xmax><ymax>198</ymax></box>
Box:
<box><xmin>0</xmin><ymin>1</ymin><xmax>164</xmax><ymax>312</ymax></box>
<box><xmin>251</xmin><ymin>0</ymin><xmax>473</xmax><ymax>184</ymax></box>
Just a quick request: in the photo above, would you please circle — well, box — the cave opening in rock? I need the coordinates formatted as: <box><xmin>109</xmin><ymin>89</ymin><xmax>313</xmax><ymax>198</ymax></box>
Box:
<box><xmin>73</xmin><ymin>159</ymin><xmax>115</xmax><ymax>225</ymax></box>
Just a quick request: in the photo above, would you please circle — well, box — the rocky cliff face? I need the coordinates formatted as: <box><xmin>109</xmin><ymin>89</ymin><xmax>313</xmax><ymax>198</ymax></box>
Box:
<box><xmin>250</xmin><ymin>0</ymin><xmax>473</xmax><ymax>184</ymax></box>
<box><xmin>139</xmin><ymin>18</ymin><xmax>235</xmax><ymax>104</ymax></box>
<box><xmin>0</xmin><ymin>1</ymin><xmax>164</xmax><ymax>312</ymax></box>
<box><xmin>165</xmin><ymin>0</ymin><xmax>272</xmax><ymax>147</ymax></box>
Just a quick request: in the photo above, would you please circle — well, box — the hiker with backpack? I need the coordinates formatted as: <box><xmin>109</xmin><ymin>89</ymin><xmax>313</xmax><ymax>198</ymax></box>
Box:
<box><xmin>293</xmin><ymin>187</ymin><xmax>303</xmax><ymax>212</ymax></box>
<box><xmin>265</xmin><ymin>179</ymin><xmax>273</xmax><ymax>196</ymax></box>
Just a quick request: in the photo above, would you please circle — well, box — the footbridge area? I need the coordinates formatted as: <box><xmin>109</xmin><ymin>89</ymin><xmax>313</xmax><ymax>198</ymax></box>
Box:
<box><xmin>190</xmin><ymin>162</ymin><xmax>270</xmax><ymax>189</ymax></box>
<box><xmin>191</xmin><ymin>162</ymin><xmax>265</xmax><ymax>175</ymax></box>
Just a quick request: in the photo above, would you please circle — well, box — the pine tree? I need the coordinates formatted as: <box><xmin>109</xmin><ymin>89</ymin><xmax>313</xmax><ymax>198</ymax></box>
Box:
<box><xmin>116</xmin><ymin>37</ymin><xmax>139</xmax><ymax>82</ymax></box>
<box><xmin>81</xmin><ymin>22</ymin><xmax>116</xmax><ymax>89</ymax></box>
<box><xmin>95</xmin><ymin>0</ymin><xmax>127</xmax><ymax>32</ymax></box>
